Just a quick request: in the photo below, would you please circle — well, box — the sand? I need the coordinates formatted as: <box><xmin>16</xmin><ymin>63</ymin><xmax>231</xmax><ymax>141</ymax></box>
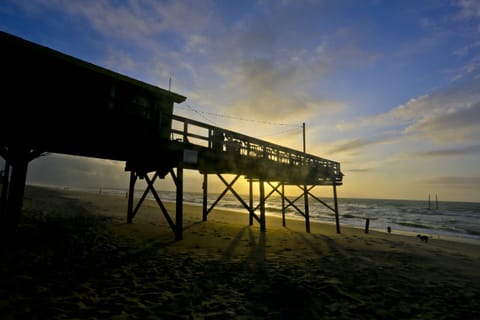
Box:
<box><xmin>1</xmin><ymin>185</ymin><xmax>479</xmax><ymax>319</ymax></box>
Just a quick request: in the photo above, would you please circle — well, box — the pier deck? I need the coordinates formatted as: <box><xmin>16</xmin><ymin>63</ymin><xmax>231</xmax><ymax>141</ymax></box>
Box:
<box><xmin>126</xmin><ymin>114</ymin><xmax>342</xmax><ymax>185</ymax></box>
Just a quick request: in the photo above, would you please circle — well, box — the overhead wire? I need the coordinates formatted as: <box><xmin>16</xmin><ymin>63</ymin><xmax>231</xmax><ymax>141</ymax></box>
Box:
<box><xmin>259</xmin><ymin>126</ymin><xmax>303</xmax><ymax>139</ymax></box>
<box><xmin>176</xmin><ymin>104</ymin><xmax>302</xmax><ymax>128</ymax></box>
<box><xmin>185</xmin><ymin>104</ymin><xmax>218</xmax><ymax>126</ymax></box>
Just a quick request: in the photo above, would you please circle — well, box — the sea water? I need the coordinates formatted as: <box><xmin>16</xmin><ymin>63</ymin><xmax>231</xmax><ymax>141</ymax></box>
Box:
<box><xmin>67</xmin><ymin>186</ymin><xmax>480</xmax><ymax>242</ymax></box>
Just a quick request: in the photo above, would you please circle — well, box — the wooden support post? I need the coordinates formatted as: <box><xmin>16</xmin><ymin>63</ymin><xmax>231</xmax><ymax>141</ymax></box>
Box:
<box><xmin>5</xmin><ymin>151</ymin><xmax>29</xmax><ymax>234</ymax></box>
<box><xmin>281</xmin><ymin>182</ymin><xmax>286</xmax><ymax>227</ymax></box>
<box><xmin>249</xmin><ymin>178</ymin><xmax>253</xmax><ymax>226</ymax></box>
<box><xmin>302</xmin><ymin>122</ymin><xmax>310</xmax><ymax>233</ymax></box>
<box><xmin>1</xmin><ymin>148</ymin><xmax>43</xmax><ymax>245</ymax></box>
<box><xmin>365</xmin><ymin>218</ymin><xmax>370</xmax><ymax>234</ymax></box>
<box><xmin>0</xmin><ymin>160</ymin><xmax>10</xmax><ymax>219</ymax></box>
<box><xmin>259</xmin><ymin>179</ymin><xmax>266</xmax><ymax>232</ymax></box>
<box><xmin>175</xmin><ymin>163</ymin><xmax>184</xmax><ymax>240</ymax></box>
<box><xmin>202</xmin><ymin>173</ymin><xmax>208</xmax><ymax>221</ymax></box>
<box><xmin>333</xmin><ymin>176</ymin><xmax>341</xmax><ymax>234</ymax></box>
<box><xmin>304</xmin><ymin>183</ymin><xmax>310</xmax><ymax>233</ymax></box>
<box><xmin>183</xmin><ymin>121</ymin><xmax>189</xmax><ymax>143</ymax></box>
<box><xmin>127</xmin><ymin>171</ymin><xmax>137</xmax><ymax>224</ymax></box>
<box><xmin>8</xmin><ymin>156</ymin><xmax>27</xmax><ymax>217</ymax></box>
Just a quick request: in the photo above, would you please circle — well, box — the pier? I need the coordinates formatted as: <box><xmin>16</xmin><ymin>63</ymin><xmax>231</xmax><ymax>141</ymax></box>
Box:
<box><xmin>0</xmin><ymin>31</ymin><xmax>343</xmax><ymax>241</ymax></box>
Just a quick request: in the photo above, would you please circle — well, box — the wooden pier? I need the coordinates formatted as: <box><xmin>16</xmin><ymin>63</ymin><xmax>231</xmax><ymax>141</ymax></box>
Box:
<box><xmin>0</xmin><ymin>31</ymin><xmax>343</xmax><ymax>241</ymax></box>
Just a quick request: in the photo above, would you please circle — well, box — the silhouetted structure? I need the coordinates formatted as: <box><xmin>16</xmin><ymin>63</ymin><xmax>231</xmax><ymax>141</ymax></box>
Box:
<box><xmin>0</xmin><ymin>31</ymin><xmax>343</xmax><ymax>241</ymax></box>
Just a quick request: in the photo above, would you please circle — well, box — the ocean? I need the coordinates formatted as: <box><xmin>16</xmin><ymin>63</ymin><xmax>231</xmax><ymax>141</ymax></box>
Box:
<box><xmin>65</xmin><ymin>186</ymin><xmax>480</xmax><ymax>242</ymax></box>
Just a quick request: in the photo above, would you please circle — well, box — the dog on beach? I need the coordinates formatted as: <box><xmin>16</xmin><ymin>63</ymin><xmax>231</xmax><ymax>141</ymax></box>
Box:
<box><xmin>417</xmin><ymin>234</ymin><xmax>429</xmax><ymax>243</ymax></box>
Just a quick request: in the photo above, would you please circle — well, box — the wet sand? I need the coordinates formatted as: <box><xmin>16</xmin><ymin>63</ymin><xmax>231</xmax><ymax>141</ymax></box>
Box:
<box><xmin>1</xmin><ymin>185</ymin><xmax>479</xmax><ymax>319</ymax></box>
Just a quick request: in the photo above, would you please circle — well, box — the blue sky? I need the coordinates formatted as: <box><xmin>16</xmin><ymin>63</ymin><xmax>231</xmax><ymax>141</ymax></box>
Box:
<box><xmin>1</xmin><ymin>0</ymin><xmax>480</xmax><ymax>201</ymax></box>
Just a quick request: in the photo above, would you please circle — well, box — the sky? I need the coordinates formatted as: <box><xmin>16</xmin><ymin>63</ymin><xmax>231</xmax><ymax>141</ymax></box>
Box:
<box><xmin>1</xmin><ymin>0</ymin><xmax>480</xmax><ymax>202</ymax></box>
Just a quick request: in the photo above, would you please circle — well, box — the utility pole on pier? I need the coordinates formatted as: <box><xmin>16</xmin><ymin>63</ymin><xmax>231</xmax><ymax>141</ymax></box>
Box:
<box><xmin>302</xmin><ymin>122</ymin><xmax>310</xmax><ymax>232</ymax></box>
<box><xmin>302</xmin><ymin>122</ymin><xmax>306</xmax><ymax>153</ymax></box>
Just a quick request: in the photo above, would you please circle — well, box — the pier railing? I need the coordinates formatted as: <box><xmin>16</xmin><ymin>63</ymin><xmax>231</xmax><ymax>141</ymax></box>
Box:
<box><xmin>170</xmin><ymin>114</ymin><xmax>342</xmax><ymax>179</ymax></box>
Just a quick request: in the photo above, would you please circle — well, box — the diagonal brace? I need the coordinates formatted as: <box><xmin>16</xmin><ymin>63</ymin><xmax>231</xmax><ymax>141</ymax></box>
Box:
<box><xmin>269</xmin><ymin>183</ymin><xmax>306</xmax><ymax>218</ymax></box>
<box><xmin>206</xmin><ymin>174</ymin><xmax>240</xmax><ymax>216</ymax></box>
<box><xmin>144</xmin><ymin>173</ymin><xmax>176</xmax><ymax>231</ymax></box>
<box><xmin>217</xmin><ymin>174</ymin><xmax>260</xmax><ymax>223</ymax></box>
<box><xmin>130</xmin><ymin>172</ymin><xmax>158</xmax><ymax>220</ymax></box>
<box><xmin>307</xmin><ymin>189</ymin><xmax>336</xmax><ymax>213</ymax></box>
<box><xmin>253</xmin><ymin>182</ymin><xmax>281</xmax><ymax>212</ymax></box>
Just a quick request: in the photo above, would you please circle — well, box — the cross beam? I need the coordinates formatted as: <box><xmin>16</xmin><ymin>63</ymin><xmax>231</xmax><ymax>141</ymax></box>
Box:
<box><xmin>202</xmin><ymin>174</ymin><xmax>267</xmax><ymax>230</ymax></box>
<box><xmin>267</xmin><ymin>182</ymin><xmax>341</xmax><ymax>234</ymax></box>
<box><xmin>126</xmin><ymin>165</ymin><xmax>184</xmax><ymax>240</ymax></box>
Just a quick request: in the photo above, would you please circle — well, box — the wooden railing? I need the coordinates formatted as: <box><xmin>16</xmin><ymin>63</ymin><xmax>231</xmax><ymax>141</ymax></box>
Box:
<box><xmin>170</xmin><ymin>114</ymin><xmax>342</xmax><ymax>179</ymax></box>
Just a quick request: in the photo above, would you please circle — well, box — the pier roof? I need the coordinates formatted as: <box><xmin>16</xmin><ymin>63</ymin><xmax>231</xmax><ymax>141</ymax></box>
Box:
<box><xmin>0</xmin><ymin>31</ymin><xmax>186</xmax><ymax>104</ymax></box>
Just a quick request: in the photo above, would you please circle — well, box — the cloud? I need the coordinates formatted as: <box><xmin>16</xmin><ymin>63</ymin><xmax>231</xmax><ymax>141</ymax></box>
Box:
<box><xmin>346</xmin><ymin>168</ymin><xmax>371</xmax><ymax>173</ymax></box>
<box><xmin>103</xmin><ymin>47</ymin><xmax>137</xmax><ymax>73</ymax></box>
<box><xmin>197</xmin><ymin>5</ymin><xmax>377</xmax><ymax>123</ymax></box>
<box><xmin>404</xmin><ymin>101</ymin><xmax>480</xmax><ymax>143</ymax></box>
<box><xmin>456</xmin><ymin>0</ymin><xmax>480</xmax><ymax>19</ymax></box>
<box><xmin>411</xmin><ymin>144</ymin><xmax>480</xmax><ymax>157</ymax></box>
<box><xmin>216</xmin><ymin>57</ymin><xmax>338</xmax><ymax>121</ymax></box>
<box><xmin>337</xmin><ymin>156</ymin><xmax>401</xmax><ymax>175</ymax></box>
<box><xmin>423</xmin><ymin>176</ymin><xmax>480</xmax><ymax>188</ymax></box>
<box><xmin>27</xmin><ymin>154</ymin><xmax>129</xmax><ymax>189</ymax></box>
<box><xmin>211</xmin><ymin>31</ymin><xmax>333</xmax><ymax>119</ymax></box>
<box><xmin>337</xmin><ymin>76</ymin><xmax>480</xmax><ymax>142</ymax></box>
<box><xmin>211</xmin><ymin>29</ymin><xmax>354</xmax><ymax>122</ymax></box>
<box><xmin>453</xmin><ymin>41</ymin><xmax>480</xmax><ymax>57</ymax></box>
<box><xmin>328</xmin><ymin>132</ymin><xmax>399</xmax><ymax>154</ymax></box>
<box><xmin>22</xmin><ymin>0</ymin><xmax>215</xmax><ymax>41</ymax></box>
<box><xmin>336</xmin><ymin>95</ymin><xmax>431</xmax><ymax>131</ymax></box>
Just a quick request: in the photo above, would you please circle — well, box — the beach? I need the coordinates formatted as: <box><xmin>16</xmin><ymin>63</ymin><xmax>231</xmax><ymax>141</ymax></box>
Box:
<box><xmin>1</xmin><ymin>185</ymin><xmax>479</xmax><ymax>319</ymax></box>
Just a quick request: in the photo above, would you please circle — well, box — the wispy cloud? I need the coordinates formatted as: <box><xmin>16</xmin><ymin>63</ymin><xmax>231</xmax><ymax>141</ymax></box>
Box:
<box><xmin>347</xmin><ymin>168</ymin><xmax>372</xmax><ymax>173</ymax></box>
<box><xmin>215</xmin><ymin>57</ymin><xmax>341</xmax><ymax>121</ymax></box>
<box><xmin>405</xmin><ymin>101</ymin><xmax>480</xmax><ymax>142</ymax></box>
<box><xmin>422</xmin><ymin>176</ymin><xmax>480</xmax><ymax>188</ymax></box>
<box><xmin>456</xmin><ymin>0</ymin><xmax>480</xmax><ymax>19</ymax></box>
<box><xmin>410</xmin><ymin>144</ymin><xmax>480</xmax><ymax>157</ymax></box>
<box><xmin>328</xmin><ymin>132</ymin><xmax>399</xmax><ymax>154</ymax></box>
<box><xmin>27</xmin><ymin>0</ymin><xmax>215</xmax><ymax>41</ymax></box>
<box><xmin>337</xmin><ymin>77</ymin><xmax>480</xmax><ymax>143</ymax></box>
<box><xmin>336</xmin><ymin>95</ymin><xmax>430</xmax><ymax>131</ymax></box>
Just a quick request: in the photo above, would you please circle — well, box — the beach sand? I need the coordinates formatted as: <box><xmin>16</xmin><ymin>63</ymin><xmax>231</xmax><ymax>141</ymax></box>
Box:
<box><xmin>1</xmin><ymin>185</ymin><xmax>479</xmax><ymax>319</ymax></box>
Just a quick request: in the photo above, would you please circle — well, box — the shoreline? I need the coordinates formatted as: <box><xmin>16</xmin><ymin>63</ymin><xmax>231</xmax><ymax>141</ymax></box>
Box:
<box><xmin>32</xmin><ymin>183</ymin><xmax>480</xmax><ymax>244</ymax></box>
<box><xmin>38</xmin><ymin>184</ymin><xmax>480</xmax><ymax>253</ymax></box>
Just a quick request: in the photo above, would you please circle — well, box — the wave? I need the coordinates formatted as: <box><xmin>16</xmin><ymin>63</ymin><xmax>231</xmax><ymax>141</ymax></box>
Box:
<box><xmin>395</xmin><ymin>222</ymin><xmax>432</xmax><ymax>230</ymax></box>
